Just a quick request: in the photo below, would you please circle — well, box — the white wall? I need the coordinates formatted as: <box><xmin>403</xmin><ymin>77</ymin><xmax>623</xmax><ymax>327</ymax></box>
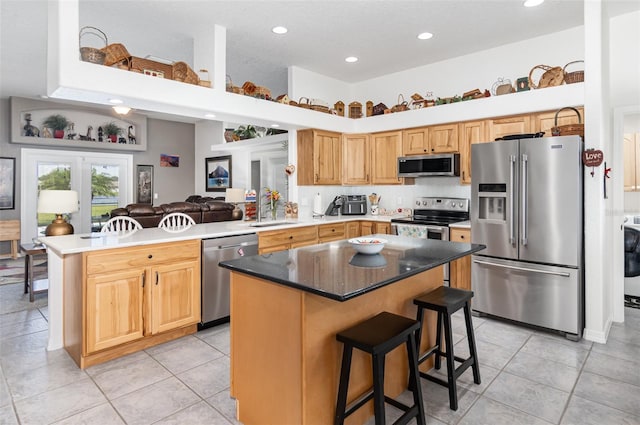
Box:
<box><xmin>288</xmin><ymin>66</ymin><xmax>353</xmax><ymax>108</ymax></box>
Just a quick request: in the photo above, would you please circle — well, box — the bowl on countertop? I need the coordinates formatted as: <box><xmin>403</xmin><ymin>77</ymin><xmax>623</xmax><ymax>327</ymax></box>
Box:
<box><xmin>349</xmin><ymin>253</ymin><xmax>387</xmax><ymax>268</ymax></box>
<box><xmin>348</xmin><ymin>237</ymin><xmax>387</xmax><ymax>255</ymax></box>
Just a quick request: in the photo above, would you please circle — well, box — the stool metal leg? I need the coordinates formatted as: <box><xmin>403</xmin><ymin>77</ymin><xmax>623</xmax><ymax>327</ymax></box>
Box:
<box><xmin>372</xmin><ymin>353</ymin><xmax>386</xmax><ymax>425</ymax></box>
<box><xmin>442</xmin><ymin>313</ymin><xmax>458</xmax><ymax>411</ymax></box>
<box><xmin>23</xmin><ymin>254</ymin><xmax>29</xmax><ymax>295</ymax></box>
<box><xmin>335</xmin><ymin>345</ymin><xmax>353</xmax><ymax>425</ymax></box>
<box><xmin>434</xmin><ymin>312</ymin><xmax>443</xmax><ymax>370</ymax></box>
<box><xmin>406</xmin><ymin>336</ymin><xmax>426</xmax><ymax>425</ymax></box>
<box><xmin>464</xmin><ymin>302</ymin><xmax>481</xmax><ymax>385</ymax></box>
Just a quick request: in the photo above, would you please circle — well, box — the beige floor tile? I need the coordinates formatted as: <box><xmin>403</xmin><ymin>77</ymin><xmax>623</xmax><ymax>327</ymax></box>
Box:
<box><xmin>150</xmin><ymin>337</ymin><xmax>224</xmax><ymax>374</ymax></box>
<box><xmin>177</xmin><ymin>356</ymin><xmax>230</xmax><ymax>399</ymax></box>
<box><xmin>51</xmin><ymin>403</ymin><xmax>125</xmax><ymax>425</ymax></box>
<box><xmin>153</xmin><ymin>400</ymin><xmax>230</xmax><ymax>425</ymax></box>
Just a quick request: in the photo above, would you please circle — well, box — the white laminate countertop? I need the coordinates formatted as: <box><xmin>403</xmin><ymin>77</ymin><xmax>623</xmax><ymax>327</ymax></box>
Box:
<box><xmin>38</xmin><ymin>215</ymin><xmax>397</xmax><ymax>255</ymax></box>
<box><xmin>449</xmin><ymin>221</ymin><xmax>471</xmax><ymax>229</ymax></box>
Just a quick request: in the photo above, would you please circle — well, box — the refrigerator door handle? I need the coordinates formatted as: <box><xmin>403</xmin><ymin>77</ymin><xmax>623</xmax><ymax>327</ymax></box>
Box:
<box><xmin>521</xmin><ymin>153</ymin><xmax>528</xmax><ymax>246</ymax></box>
<box><xmin>472</xmin><ymin>259</ymin><xmax>571</xmax><ymax>277</ymax></box>
<box><xmin>509</xmin><ymin>154</ymin><xmax>517</xmax><ymax>246</ymax></box>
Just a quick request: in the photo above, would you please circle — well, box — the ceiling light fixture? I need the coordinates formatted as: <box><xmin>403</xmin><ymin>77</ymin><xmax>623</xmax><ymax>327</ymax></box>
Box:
<box><xmin>345</xmin><ymin>56</ymin><xmax>358</xmax><ymax>63</ymax></box>
<box><xmin>108</xmin><ymin>98</ymin><xmax>123</xmax><ymax>104</ymax></box>
<box><xmin>272</xmin><ymin>26</ymin><xmax>288</xmax><ymax>34</ymax></box>
<box><xmin>112</xmin><ymin>106</ymin><xmax>131</xmax><ymax>115</ymax></box>
<box><xmin>204</xmin><ymin>113</ymin><xmax>216</xmax><ymax>118</ymax></box>
<box><xmin>417</xmin><ymin>32</ymin><xmax>433</xmax><ymax>40</ymax></box>
<box><xmin>524</xmin><ymin>0</ymin><xmax>544</xmax><ymax>7</ymax></box>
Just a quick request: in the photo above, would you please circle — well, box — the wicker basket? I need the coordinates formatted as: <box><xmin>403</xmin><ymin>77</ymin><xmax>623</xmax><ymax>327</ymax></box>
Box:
<box><xmin>253</xmin><ymin>86</ymin><xmax>271</xmax><ymax>99</ymax></box>
<box><xmin>297</xmin><ymin>97</ymin><xmax>311</xmax><ymax>109</ymax></box>
<box><xmin>528</xmin><ymin>64</ymin><xmax>564</xmax><ymax>89</ymax></box>
<box><xmin>173</xmin><ymin>61</ymin><xmax>199</xmax><ymax>85</ymax></box>
<box><xmin>551</xmin><ymin>107</ymin><xmax>584</xmax><ymax>138</ymax></box>
<box><xmin>225</xmin><ymin>75</ymin><xmax>244</xmax><ymax>94</ymax></box>
<box><xmin>128</xmin><ymin>56</ymin><xmax>173</xmax><ymax>79</ymax></box>
<box><xmin>79</xmin><ymin>26</ymin><xmax>107</xmax><ymax>65</ymax></box>
<box><xmin>391</xmin><ymin>94</ymin><xmax>409</xmax><ymax>113</ymax></box>
<box><xmin>563</xmin><ymin>60</ymin><xmax>584</xmax><ymax>84</ymax></box>
<box><xmin>100</xmin><ymin>43</ymin><xmax>130</xmax><ymax>66</ymax></box>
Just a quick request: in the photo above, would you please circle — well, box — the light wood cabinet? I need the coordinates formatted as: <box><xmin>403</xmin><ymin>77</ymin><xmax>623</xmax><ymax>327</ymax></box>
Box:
<box><xmin>342</xmin><ymin>133</ymin><xmax>371</xmax><ymax>185</ymax></box>
<box><xmin>258</xmin><ymin>225</ymin><xmax>319</xmax><ymax>254</ymax></box>
<box><xmin>297</xmin><ymin>129</ymin><xmax>342</xmax><ymax>185</ymax></box>
<box><xmin>449</xmin><ymin>228</ymin><xmax>471</xmax><ymax>291</ymax></box>
<box><xmin>318</xmin><ymin>222</ymin><xmax>346</xmax><ymax>243</ymax></box>
<box><xmin>459</xmin><ymin>120</ymin><xmax>488</xmax><ymax>185</ymax></box>
<box><xmin>624</xmin><ymin>133</ymin><xmax>640</xmax><ymax>191</ymax></box>
<box><xmin>371</xmin><ymin>131</ymin><xmax>403</xmax><ymax>184</ymax></box>
<box><xmin>71</xmin><ymin>240</ymin><xmax>201</xmax><ymax>368</ymax></box>
<box><xmin>533</xmin><ymin>107</ymin><xmax>584</xmax><ymax>136</ymax></box>
<box><xmin>428</xmin><ymin>123</ymin><xmax>459</xmax><ymax>153</ymax></box>
<box><xmin>360</xmin><ymin>221</ymin><xmax>391</xmax><ymax>236</ymax></box>
<box><xmin>402</xmin><ymin>127</ymin><xmax>430</xmax><ymax>155</ymax></box>
<box><xmin>345</xmin><ymin>221</ymin><xmax>360</xmax><ymax>238</ymax></box>
<box><xmin>487</xmin><ymin>115</ymin><xmax>531</xmax><ymax>141</ymax></box>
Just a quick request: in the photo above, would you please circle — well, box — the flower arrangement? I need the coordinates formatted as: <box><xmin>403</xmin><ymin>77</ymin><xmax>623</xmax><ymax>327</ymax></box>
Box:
<box><xmin>264</xmin><ymin>187</ymin><xmax>281</xmax><ymax>220</ymax></box>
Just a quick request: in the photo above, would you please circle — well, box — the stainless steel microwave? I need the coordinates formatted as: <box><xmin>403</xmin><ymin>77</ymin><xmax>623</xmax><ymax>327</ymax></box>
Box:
<box><xmin>397</xmin><ymin>153</ymin><xmax>460</xmax><ymax>177</ymax></box>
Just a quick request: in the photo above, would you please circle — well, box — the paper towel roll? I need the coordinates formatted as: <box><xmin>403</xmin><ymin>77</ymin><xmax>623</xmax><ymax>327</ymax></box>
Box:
<box><xmin>313</xmin><ymin>193</ymin><xmax>323</xmax><ymax>215</ymax></box>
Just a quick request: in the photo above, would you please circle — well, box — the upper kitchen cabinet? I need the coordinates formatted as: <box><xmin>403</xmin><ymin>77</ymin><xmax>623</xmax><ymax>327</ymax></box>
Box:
<box><xmin>428</xmin><ymin>123</ymin><xmax>459</xmax><ymax>153</ymax></box>
<box><xmin>371</xmin><ymin>131</ymin><xmax>404</xmax><ymax>185</ymax></box>
<box><xmin>402</xmin><ymin>127</ymin><xmax>429</xmax><ymax>155</ymax></box>
<box><xmin>533</xmin><ymin>107</ymin><xmax>584</xmax><ymax>136</ymax></box>
<box><xmin>459</xmin><ymin>120</ymin><xmax>488</xmax><ymax>185</ymax></box>
<box><xmin>624</xmin><ymin>133</ymin><xmax>640</xmax><ymax>191</ymax></box>
<box><xmin>297</xmin><ymin>129</ymin><xmax>342</xmax><ymax>185</ymax></box>
<box><xmin>487</xmin><ymin>115</ymin><xmax>531</xmax><ymax>141</ymax></box>
<box><xmin>343</xmin><ymin>133</ymin><xmax>371</xmax><ymax>185</ymax></box>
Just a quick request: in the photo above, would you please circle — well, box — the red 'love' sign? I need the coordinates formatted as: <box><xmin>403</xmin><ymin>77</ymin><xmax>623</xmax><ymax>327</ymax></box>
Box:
<box><xmin>582</xmin><ymin>149</ymin><xmax>604</xmax><ymax>167</ymax></box>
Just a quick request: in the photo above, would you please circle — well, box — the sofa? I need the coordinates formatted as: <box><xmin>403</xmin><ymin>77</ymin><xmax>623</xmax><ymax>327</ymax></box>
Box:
<box><xmin>109</xmin><ymin>195</ymin><xmax>235</xmax><ymax>228</ymax></box>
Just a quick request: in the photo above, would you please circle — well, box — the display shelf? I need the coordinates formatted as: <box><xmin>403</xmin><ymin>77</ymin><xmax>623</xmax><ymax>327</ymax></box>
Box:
<box><xmin>210</xmin><ymin>133</ymin><xmax>288</xmax><ymax>153</ymax></box>
<box><xmin>10</xmin><ymin>96</ymin><xmax>147</xmax><ymax>151</ymax></box>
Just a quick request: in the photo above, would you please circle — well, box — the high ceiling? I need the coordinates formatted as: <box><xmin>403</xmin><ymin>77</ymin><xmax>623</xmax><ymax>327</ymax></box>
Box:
<box><xmin>1</xmin><ymin>0</ymin><xmax>639</xmax><ymax>107</ymax></box>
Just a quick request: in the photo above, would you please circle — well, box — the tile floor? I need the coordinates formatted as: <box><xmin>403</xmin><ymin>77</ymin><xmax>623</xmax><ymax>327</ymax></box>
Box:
<box><xmin>1</xmin><ymin>279</ymin><xmax>640</xmax><ymax>425</ymax></box>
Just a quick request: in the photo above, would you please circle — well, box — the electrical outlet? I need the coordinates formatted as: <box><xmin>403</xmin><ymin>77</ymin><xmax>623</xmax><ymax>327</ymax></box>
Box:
<box><xmin>154</xmin><ymin>193</ymin><xmax>158</xmax><ymax>199</ymax></box>
<box><xmin>396</xmin><ymin>197</ymin><xmax>402</xmax><ymax>205</ymax></box>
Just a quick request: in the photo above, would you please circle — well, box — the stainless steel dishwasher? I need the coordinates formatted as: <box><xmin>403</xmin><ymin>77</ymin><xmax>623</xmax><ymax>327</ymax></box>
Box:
<box><xmin>201</xmin><ymin>233</ymin><xmax>258</xmax><ymax>328</ymax></box>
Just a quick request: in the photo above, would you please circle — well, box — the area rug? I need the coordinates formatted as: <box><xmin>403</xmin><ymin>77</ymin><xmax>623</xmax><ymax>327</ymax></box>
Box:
<box><xmin>0</xmin><ymin>257</ymin><xmax>48</xmax><ymax>286</ymax></box>
<box><xmin>625</xmin><ymin>295</ymin><xmax>640</xmax><ymax>309</ymax></box>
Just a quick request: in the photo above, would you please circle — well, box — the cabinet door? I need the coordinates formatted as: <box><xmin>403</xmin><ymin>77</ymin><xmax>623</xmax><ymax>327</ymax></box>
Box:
<box><xmin>318</xmin><ymin>223</ymin><xmax>346</xmax><ymax>243</ymax></box>
<box><xmin>402</xmin><ymin>127</ymin><xmax>429</xmax><ymax>155</ymax></box>
<box><xmin>150</xmin><ymin>259</ymin><xmax>200</xmax><ymax>335</ymax></box>
<box><xmin>314</xmin><ymin>131</ymin><xmax>342</xmax><ymax>185</ymax></box>
<box><xmin>345</xmin><ymin>221</ymin><xmax>360</xmax><ymax>238</ymax></box>
<box><xmin>449</xmin><ymin>228</ymin><xmax>471</xmax><ymax>291</ymax></box>
<box><xmin>371</xmin><ymin>131</ymin><xmax>402</xmax><ymax>184</ymax></box>
<box><xmin>459</xmin><ymin>120</ymin><xmax>488</xmax><ymax>185</ymax></box>
<box><xmin>428</xmin><ymin>124</ymin><xmax>459</xmax><ymax>153</ymax></box>
<box><xmin>360</xmin><ymin>221</ymin><xmax>374</xmax><ymax>236</ymax></box>
<box><xmin>86</xmin><ymin>269</ymin><xmax>145</xmax><ymax>354</ymax></box>
<box><xmin>259</xmin><ymin>243</ymin><xmax>290</xmax><ymax>255</ymax></box>
<box><xmin>342</xmin><ymin>134</ymin><xmax>371</xmax><ymax>185</ymax></box>
<box><xmin>488</xmin><ymin>115</ymin><xmax>531</xmax><ymax>141</ymax></box>
<box><xmin>533</xmin><ymin>107</ymin><xmax>584</xmax><ymax>136</ymax></box>
<box><xmin>373</xmin><ymin>222</ymin><xmax>391</xmax><ymax>235</ymax></box>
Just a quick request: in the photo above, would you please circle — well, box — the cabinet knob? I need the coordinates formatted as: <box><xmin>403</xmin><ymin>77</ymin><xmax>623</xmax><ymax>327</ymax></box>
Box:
<box><xmin>289</xmin><ymin>235</ymin><xmax>293</xmax><ymax>239</ymax></box>
<box><xmin>148</xmin><ymin>254</ymin><xmax>153</xmax><ymax>259</ymax></box>
<box><xmin>461</xmin><ymin>235</ymin><xmax>465</xmax><ymax>239</ymax></box>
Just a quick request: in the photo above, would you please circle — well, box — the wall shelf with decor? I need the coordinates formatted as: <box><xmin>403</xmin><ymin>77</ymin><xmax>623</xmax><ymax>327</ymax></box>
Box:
<box><xmin>10</xmin><ymin>97</ymin><xmax>147</xmax><ymax>152</ymax></box>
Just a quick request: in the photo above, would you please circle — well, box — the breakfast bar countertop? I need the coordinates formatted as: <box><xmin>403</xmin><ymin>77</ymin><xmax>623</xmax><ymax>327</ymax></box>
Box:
<box><xmin>220</xmin><ymin>234</ymin><xmax>485</xmax><ymax>301</ymax></box>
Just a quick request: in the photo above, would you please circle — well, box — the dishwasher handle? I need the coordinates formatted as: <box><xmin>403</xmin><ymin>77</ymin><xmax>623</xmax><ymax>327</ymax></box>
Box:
<box><xmin>215</xmin><ymin>241</ymin><xmax>258</xmax><ymax>250</ymax></box>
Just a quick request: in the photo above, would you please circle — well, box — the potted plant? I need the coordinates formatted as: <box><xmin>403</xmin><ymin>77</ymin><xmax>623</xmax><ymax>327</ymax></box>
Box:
<box><xmin>102</xmin><ymin>122</ymin><xmax>122</xmax><ymax>143</ymax></box>
<box><xmin>42</xmin><ymin>114</ymin><xmax>70</xmax><ymax>139</ymax></box>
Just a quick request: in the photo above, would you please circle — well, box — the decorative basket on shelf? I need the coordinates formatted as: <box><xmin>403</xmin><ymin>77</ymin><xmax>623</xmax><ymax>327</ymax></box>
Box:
<box><xmin>297</xmin><ymin>97</ymin><xmax>311</xmax><ymax>109</ymax></box>
<box><xmin>79</xmin><ymin>26</ymin><xmax>107</xmax><ymax>65</ymax></box>
<box><xmin>198</xmin><ymin>69</ymin><xmax>211</xmax><ymax>87</ymax></box>
<box><xmin>390</xmin><ymin>94</ymin><xmax>410</xmax><ymax>112</ymax></box>
<box><xmin>225</xmin><ymin>75</ymin><xmax>244</xmax><ymax>94</ymax></box>
<box><xmin>491</xmin><ymin>78</ymin><xmax>514</xmax><ymax>96</ymax></box>
<box><xmin>551</xmin><ymin>107</ymin><xmax>584</xmax><ymax>138</ymax></box>
<box><xmin>563</xmin><ymin>60</ymin><xmax>584</xmax><ymax>84</ymax></box>
<box><xmin>173</xmin><ymin>61</ymin><xmax>199</xmax><ymax>85</ymax></box>
<box><xmin>100</xmin><ymin>43</ymin><xmax>130</xmax><ymax>66</ymax></box>
<box><xmin>528</xmin><ymin>64</ymin><xmax>564</xmax><ymax>89</ymax></box>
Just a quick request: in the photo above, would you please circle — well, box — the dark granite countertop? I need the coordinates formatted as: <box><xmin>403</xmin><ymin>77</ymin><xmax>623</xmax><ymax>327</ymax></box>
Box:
<box><xmin>219</xmin><ymin>234</ymin><xmax>485</xmax><ymax>301</ymax></box>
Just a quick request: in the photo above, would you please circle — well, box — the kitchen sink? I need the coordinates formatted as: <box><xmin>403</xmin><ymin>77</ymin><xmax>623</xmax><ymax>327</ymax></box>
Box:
<box><xmin>249</xmin><ymin>221</ymin><xmax>296</xmax><ymax>228</ymax></box>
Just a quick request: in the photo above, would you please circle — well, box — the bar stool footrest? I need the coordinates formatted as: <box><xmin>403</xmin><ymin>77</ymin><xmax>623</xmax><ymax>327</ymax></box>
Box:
<box><xmin>420</xmin><ymin>371</ymin><xmax>449</xmax><ymax>388</ymax></box>
<box><xmin>344</xmin><ymin>389</ymin><xmax>374</xmax><ymax>419</ymax></box>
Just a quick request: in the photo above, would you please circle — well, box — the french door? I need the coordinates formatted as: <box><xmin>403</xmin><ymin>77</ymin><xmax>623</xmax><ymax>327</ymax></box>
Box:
<box><xmin>21</xmin><ymin>148</ymin><xmax>133</xmax><ymax>242</ymax></box>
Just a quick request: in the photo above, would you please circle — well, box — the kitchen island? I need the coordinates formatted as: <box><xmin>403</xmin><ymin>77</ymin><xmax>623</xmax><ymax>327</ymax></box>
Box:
<box><xmin>220</xmin><ymin>235</ymin><xmax>484</xmax><ymax>425</ymax></box>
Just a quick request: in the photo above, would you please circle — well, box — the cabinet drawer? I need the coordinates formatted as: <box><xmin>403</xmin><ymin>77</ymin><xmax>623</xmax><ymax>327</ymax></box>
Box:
<box><xmin>85</xmin><ymin>240</ymin><xmax>200</xmax><ymax>275</ymax></box>
<box><xmin>450</xmin><ymin>228</ymin><xmax>470</xmax><ymax>243</ymax></box>
<box><xmin>259</xmin><ymin>226</ymin><xmax>318</xmax><ymax>249</ymax></box>
<box><xmin>318</xmin><ymin>223</ymin><xmax>345</xmax><ymax>240</ymax></box>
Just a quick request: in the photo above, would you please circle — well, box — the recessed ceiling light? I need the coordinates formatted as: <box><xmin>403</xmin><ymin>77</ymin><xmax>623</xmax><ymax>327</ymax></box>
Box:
<box><xmin>345</xmin><ymin>56</ymin><xmax>358</xmax><ymax>63</ymax></box>
<box><xmin>272</xmin><ymin>26</ymin><xmax>288</xmax><ymax>34</ymax></box>
<box><xmin>204</xmin><ymin>113</ymin><xmax>216</xmax><ymax>118</ymax></box>
<box><xmin>108</xmin><ymin>98</ymin><xmax>123</xmax><ymax>104</ymax></box>
<box><xmin>417</xmin><ymin>32</ymin><xmax>433</xmax><ymax>40</ymax></box>
<box><xmin>271</xmin><ymin>124</ymin><xmax>280</xmax><ymax>128</ymax></box>
<box><xmin>112</xmin><ymin>106</ymin><xmax>131</xmax><ymax>115</ymax></box>
<box><xmin>524</xmin><ymin>0</ymin><xmax>544</xmax><ymax>7</ymax></box>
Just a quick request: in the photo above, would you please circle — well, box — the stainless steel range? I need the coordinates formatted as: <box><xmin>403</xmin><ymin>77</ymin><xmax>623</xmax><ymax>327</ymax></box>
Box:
<box><xmin>391</xmin><ymin>197</ymin><xmax>470</xmax><ymax>285</ymax></box>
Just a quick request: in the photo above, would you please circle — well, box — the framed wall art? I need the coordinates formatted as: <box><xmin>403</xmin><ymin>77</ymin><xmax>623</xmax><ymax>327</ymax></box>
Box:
<box><xmin>136</xmin><ymin>164</ymin><xmax>154</xmax><ymax>204</ymax></box>
<box><xmin>206</xmin><ymin>155</ymin><xmax>232</xmax><ymax>192</ymax></box>
<box><xmin>0</xmin><ymin>157</ymin><xmax>16</xmax><ymax>210</ymax></box>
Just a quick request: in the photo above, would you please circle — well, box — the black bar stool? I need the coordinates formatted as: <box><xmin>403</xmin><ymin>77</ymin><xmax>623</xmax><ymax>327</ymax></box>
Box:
<box><xmin>335</xmin><ymin>312</ymin><xmax>426</xmax><ymax>425</ymax></box>
<box><xmin>413</xmin><ymin>286</ymin><xmax>480</xmax><ymax>411</ymax></box>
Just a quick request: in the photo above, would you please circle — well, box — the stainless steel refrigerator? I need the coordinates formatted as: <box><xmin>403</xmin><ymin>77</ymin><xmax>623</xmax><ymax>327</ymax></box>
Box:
<box><xmin>471</xmin><ymin>135</ymin><xmax>583</xmax><ymax>339</ymax></box>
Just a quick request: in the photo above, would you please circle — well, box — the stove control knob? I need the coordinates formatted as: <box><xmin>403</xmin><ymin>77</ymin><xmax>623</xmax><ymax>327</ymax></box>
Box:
<box><xmin>422</xmin><ymin>200</ymin><xmax>428</xmax><ymax>206</ymax></box>
<box><xmin>415</xmin><ymin>200</ymin><xmax>421</xmax><ymax>206</ymax></box>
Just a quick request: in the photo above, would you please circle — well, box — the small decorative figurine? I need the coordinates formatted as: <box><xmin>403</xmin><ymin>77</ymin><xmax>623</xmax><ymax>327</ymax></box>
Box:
<box><xmin>23</xmin><ymin>113</ymin><xmax>40</xmax><ymax>137</ymax></box>
<box><xmin>97</xmin><ymin>126</ymin><xmax>104</xmax><ymax>142</ymax></box>
<box><xmin>128</xmin><ymin>125</ymin><xmax>136</xmax><ymax>144</ymax></box>
<box><xmin>366</xmin><ymin>101</ymin><xmax>373</xmax><ymax>117</ymax></box>
<box><xmin>334</xmin><ymin>101</ymin><xmax>345</xmax><ymax>117</ymax></box>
